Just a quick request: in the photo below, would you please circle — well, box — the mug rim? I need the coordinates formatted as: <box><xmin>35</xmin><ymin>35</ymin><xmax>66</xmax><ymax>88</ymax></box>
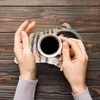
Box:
<box><xmin>38</xmin><ymin>34</ymin><xmax>62</xmax><ymax>58</ymax></box>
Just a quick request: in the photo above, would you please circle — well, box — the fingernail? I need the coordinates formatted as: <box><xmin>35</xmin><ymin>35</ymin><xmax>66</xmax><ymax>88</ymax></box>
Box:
<box><xmin>25</xmin><ymin>20</ymin><xmax>28</xmax><ymax>23</ymax></box>
<box><xmin>59</xmin><ymin>35</ymin><xmax>63</xmax><ymax>38</ymax></box>
<box><xmin>60</xmin><ymin>34</ymin><xmax>64</xmax><ymax>37</ymax></box>
<box><xmin>60</xmin><ymin>67</ymin><xmax>63</xmax><ymax>71</ymax></box>
<box><xmin>58</xmin><ymin>58</ymin><xmax>61</xmax><ymax>61</ymax></box>
<box><xmin>32</xmin><ymin>21</ymin><xmax>36</xmax><ymax>26</ymax></box>
<box><xmin>63</xmin><ymin>42</ymin><xmax>67</xmax><ymax>46</ymax></box>
<box><xmin>32</xmin><ymin>21</ymin><xmax>36</xmax><ymax>24</ymax></box>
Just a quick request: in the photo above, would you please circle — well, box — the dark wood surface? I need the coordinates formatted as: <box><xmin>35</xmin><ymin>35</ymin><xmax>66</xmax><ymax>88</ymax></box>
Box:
<box><xmin>0</xmin><ymin>0</ymin><xmax>100</xmax><ymax>6</ymax></box>
<box><xmin>0</xmin><ymin>0</ymin><xmax>100</xmax><ymax>100</ymax></box>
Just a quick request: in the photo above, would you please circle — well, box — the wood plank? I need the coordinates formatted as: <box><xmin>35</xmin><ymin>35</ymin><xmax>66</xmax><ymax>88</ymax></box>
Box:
<box><xmin>0</xmin><ymin>33</ymin><xmax>100</xmax><ymax>44</ymax></box>
<box><xmin>0</xmin><ymin>86</ymin><xmax>100</xmax><ymax>100</ymax></box>
<box><xmin>0</xmin><ymin>7</ymin><xmax>100</xmax><ymax>33</ymax></box>
<box><xmin>0</xmin><ymin>61</ymin><xmax>100</xmax><ymax>85</ymax></box>
<box><xmin>0</xmin><ymin>33</ymin><xmax>100</xmax><ymax>60</ymax></box>
<box><xmin>0</xmin><ymin>0</ymin><xmax>100</xmax><ymax>6</ymax></box>
<box><xmin>0</xmin><ymin>22</ymin><xmax>100</xmax><ymax>33</ymax></box>
<box><xmin>0</xmin><ymin>62</ymin><xmax>100</xmax><ymax>100</ymax></box>
<box><xmin>0</xmin><ymin>5</ymin><xmax>100</xmax><ymax>100</ymax></box>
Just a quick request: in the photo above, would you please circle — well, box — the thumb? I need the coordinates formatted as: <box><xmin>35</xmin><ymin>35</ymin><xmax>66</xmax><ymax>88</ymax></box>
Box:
<box><xmin>62</xmin><ymin>42</ymin><xmax>70</xmax><ymax>64</ymax></box>
<box><xmin>21</xmin><ymin>31</ymin><xmax>29</xmax><ymax>50</ymax></box>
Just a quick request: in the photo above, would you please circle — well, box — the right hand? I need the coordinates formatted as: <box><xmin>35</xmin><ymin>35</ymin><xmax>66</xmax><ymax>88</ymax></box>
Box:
<box><xmin>59</xmin><ymin>36</ymin><xmax>88</xmax><ymax>94</ymax></box>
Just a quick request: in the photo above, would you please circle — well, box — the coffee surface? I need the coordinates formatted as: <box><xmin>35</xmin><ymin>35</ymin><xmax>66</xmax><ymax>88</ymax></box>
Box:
<box><xmin>40</xmin><ymin>36</ymin><xmax>59</xmax><ymax>54</ymax></box>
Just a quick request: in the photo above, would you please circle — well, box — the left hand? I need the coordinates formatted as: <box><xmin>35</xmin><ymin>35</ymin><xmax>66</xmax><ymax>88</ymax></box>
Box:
<box><xmin>14</xmin><ymin>20</ymin><xmax>37</xmax><ymax>80</ymax></box>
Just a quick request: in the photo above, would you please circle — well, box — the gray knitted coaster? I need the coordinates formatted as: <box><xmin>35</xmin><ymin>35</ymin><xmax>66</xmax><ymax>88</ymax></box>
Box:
<box><xmin>29</xmin><ymin>23</ymin><xmax>82</xmax><ymax>68</ymax></box>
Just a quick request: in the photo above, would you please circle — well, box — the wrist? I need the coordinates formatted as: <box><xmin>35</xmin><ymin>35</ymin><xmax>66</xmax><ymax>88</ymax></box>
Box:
<box><xmin>20</xmin><ymin>71</ymin><xmax>36</xmax><ymax>80</ymax></box>
<box><xmin>71</xmin><ymin>83</ymin><xmax>86</xmax><ymax>94</ymax></box>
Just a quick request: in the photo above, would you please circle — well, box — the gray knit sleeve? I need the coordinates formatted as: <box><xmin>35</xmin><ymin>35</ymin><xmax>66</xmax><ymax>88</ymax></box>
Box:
<box><xmin>72</xmin><ymin>87</ymin><xmax>93</xmax><ymax>100</ymax></box>
<box><xmin>13</xmin><ymin>77</ymin><xmax>38</xmax><ymax>100</ymax></box>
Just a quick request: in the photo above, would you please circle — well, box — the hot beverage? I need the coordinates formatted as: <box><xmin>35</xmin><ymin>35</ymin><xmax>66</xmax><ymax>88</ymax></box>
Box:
<box><xmin>40</xmin><ymin>36</ymin><xmax>59</xmax><ymax>55</ymax></box>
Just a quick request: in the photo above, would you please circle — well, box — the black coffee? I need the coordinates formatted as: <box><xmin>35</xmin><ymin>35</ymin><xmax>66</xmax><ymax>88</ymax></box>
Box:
<box><xmin>40</xmin><ymin>36</ymin><xmax>59</xmax><ymax>54</ymax></box>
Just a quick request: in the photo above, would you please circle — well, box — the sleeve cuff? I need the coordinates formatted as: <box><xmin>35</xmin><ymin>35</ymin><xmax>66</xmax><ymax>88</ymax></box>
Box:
<box><xmin>19</xmin><ymin>76</ymin><xmax>38</xmax><ymax>83</ymax></box>
<box><xmin>72</xmin><ymin>87</ymin><xmax>92</xmax><ymax>100</ymax></box>
<box><xmin>13</xmin><ymin>77</ymin><xmax>38</xmax><ymax>100</ymax></box>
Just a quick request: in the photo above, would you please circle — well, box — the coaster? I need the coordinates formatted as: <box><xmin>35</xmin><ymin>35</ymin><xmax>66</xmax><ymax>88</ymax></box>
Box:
<box><xmin>28</xmin><ymin>23</ymin><xmax>82</xmax><ymax>68</ymax></box>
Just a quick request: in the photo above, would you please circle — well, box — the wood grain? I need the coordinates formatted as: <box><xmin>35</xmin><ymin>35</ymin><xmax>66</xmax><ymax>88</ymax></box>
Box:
<box><xmin>0</xmin><ymin>0</ymin><xmax>100</xmax><ymax>100</ymax></box>
<box><xmin>0</xmin><ymin>86</ymin><xmax>100</xmax><ymax>100</ymax></box>
<box><xmin>0</xmin><ymin>0</ymin><xmax>100</xmax><ymax>6</ymax></box>
<box><xmin>0</xmin><ymin>7</ymin><xmax>100</xmax><ymax>33</ymax></box>
<box><xmin>0</xmin><ymin>32</ymin><xmax>100</xmax><ymax>60</ymax></box>
<box><xmin>0</xmin><ymin>62</ymin><xmax>100</xmax><ymax>100</ymax></box>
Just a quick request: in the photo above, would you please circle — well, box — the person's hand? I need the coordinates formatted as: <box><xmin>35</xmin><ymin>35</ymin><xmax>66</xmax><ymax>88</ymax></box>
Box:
<box><xmin>14</xmin><ymin>20</ymin><xmax>36</xmax><ymax>80</ymax></box>
<box><xmin>59</xmin><ymin>36</ymin><xmax>88</xmax><ymax>94</ymax></box>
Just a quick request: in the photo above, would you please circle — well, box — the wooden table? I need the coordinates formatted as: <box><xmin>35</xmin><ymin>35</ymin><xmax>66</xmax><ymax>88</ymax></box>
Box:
<box><xmin>0</xmin><ymin>0</ymin><xmax>100</xmax><ymax>100</ymax></box>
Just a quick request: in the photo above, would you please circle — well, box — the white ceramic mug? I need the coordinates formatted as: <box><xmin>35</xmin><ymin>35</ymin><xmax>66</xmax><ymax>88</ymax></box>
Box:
<box><xmin>38</xmin><ymin>34</ymin><xmax>62</xmax><ymax>58</ymax></box>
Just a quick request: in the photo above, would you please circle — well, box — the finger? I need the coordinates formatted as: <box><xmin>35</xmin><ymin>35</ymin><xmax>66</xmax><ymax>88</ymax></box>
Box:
<box><xmin>69</xmin><ymin>38</ymin><xmax>86</xmax><ymax>54</ymax></box>
<box><xmin>25</xmin><ymin>21</ymin><xmax>36</xmax><ymax>35</ymax></box>
<box><xmin>57</xmin><ymin>63</ymin><xmax>63</xmax><ymax>71</ymax></box>
<box><xmin>14</xmin><ymin>20</ymin><xmax>29</xmax><ymax>49</ymax></box>
<box><xmin>17</xmin><ymin>20</ymin><xmax>29</xmax><ymax>32</ymax></box>
<box><xmin>58</xmin><ymin>34</ymin><xmax>64</xmax><ymax>37</ymax></box>
<box><xmin>58</xmin><ymin>55</ymin><xmax>63</xmax><ymax>61</ymax></box>
<box><xmin>21</xmin><ymin>31</ymin><xmax>29</xmax><ymax>50</ymax></box>
<box><xmin>60</xmin><ymin>36</ymin><xmax>81</xmax><ymax>57</ymax></box>
<box><xmin>59</xmin><ymin>35</ymin><xmax>64</xmax><ymax>39</ymax></box>
<box><xmin>60</xmin><ymin>67</ymin><xmax>63</xmax><ymax>71</ymax></box>
<box><xmin>62</xmin><ymin>42</ymin><xmax>70</xmax><ymax>63</ymax></box>
<box><xmin>59</xmin><ymin>36</ymin><xmax>79</xmax><ymax>57</ymax></box>
<box><xmin>59</xmin><ymin>49</ymin><xmax>74</xmax><ymax>60</ymax></box>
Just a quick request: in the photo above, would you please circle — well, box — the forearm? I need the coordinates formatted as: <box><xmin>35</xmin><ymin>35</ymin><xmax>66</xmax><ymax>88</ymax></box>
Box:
<box><xmin>13</xmin><ymin>78</ymin><xmax>92</xmax><ymax>100</ymax></box>
<box><xmin>72</xmin><ymin>87</ymin><xmax>93</xmax><ymax>100</ymax></box>
<box><xmin>13</xmin><ymin>77</ymin><xmax>38</xmax><ymax>100</ymax></box>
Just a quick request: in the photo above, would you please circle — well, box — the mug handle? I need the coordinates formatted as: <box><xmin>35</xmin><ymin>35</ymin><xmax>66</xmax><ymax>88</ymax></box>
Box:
<box><xmin>61</xmin><ymin>23</ymin><xmax>72</xmax><ymax>29</ymax></box>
